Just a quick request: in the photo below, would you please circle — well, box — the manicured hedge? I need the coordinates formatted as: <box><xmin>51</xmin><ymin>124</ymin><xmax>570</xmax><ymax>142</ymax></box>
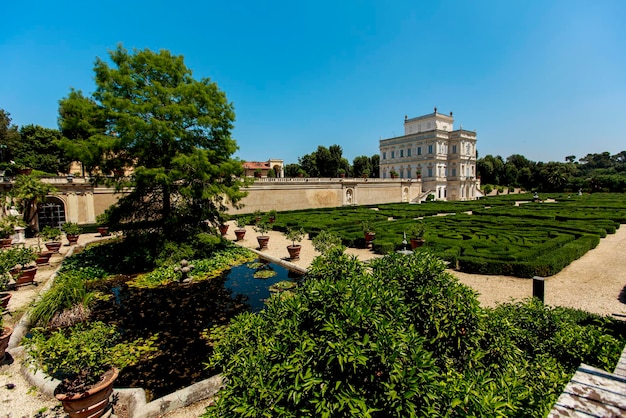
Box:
<box><xmin>239</xmin><ymin>193</ymin><xmax>626</xmax><ymax>277</ymax></box>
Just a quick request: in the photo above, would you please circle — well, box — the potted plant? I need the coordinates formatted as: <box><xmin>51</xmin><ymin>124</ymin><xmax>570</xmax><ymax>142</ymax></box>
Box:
<box><xmin>407</xmin><ymin>221</ymin><xmax>426</xmax><ymax>249</ymax></box>
<box><xmin>40</xmin><ymin>225</ymin><xmax>62</xmax><ymax>252</ymax></box>
<box><xmin>0</xmin><ymin>250</ymin><xmax>13</xmax><ymax>310</ymax></box>
<box><xmin>361</xmin><ymin>221</ymin><xmax>376</xmax><ymax>247</ymax></box>
<box><xmin>254</xmin><ymin>221</ymin><xmax>271</xmax><ymax>250</ymax></box>
<box><xmin>0</xmin><ymin>216</ymin><xmax>17</xmax><ymax>248</ymax></box>
<box><xmin>311</xmin><ymin>230</ymin><xmax>343</xmax><ymax>255</ymax></box>
<box><xmin>10</xmin><ymin>246</ymin><xmax>38</xmax><ymax>286</ymax></box>
<box><xmin>234</xmin><ymin>217</ymin><xmax>248</xmax><ymax>241</ymax></box>
<box><xmin>26</xmin><ymin>321</ymin><xmax>157</xmax><ymax>418</ymax></box>
<box><xmin>268</xmin><ymin>210</ymin><xmax>277</xmax><ymax>224</ymax></box>
<box><xmin>96</xmin><ymin>213</ymin><xmax>110</xmax><ymax>237</ymax></box>
<box><xmin>253</xmin><ymin>209</ymin><xmax>263</xmax><ymax>224</ymax></box>
<box><xmin>62</xmin><ymin>222</ymin><xmax>82</xmax><ymax>245</ymax></box>
<box><xmin>337</xmin><ymin>168</ymin><xmax>346</xmax><ymax>178</ymax></box>
<box><xmin>0</xmin><ymin>308</ymin><xmax>12</xmax><ymax>362</ymax></box>
<box><xmin>285</xmin><ymin>227</ymin><xmax>306</xmax><ymax>260</ymax></box>
<box><xmin>390</xmin><ymin>170</ymin><xmax>399</xmax><ymax>179</ymax></box>
<box><xmin>218</xmin><ymin>214</ymin><xmax>230</xmax><ymax>236</ymax></box>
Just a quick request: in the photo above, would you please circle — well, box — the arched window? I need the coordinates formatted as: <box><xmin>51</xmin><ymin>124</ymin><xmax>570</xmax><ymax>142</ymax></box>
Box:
<box><xmin>37</xmin><ymin>197</ymin><xmax>66</xmax><ymax>229</ymax></box>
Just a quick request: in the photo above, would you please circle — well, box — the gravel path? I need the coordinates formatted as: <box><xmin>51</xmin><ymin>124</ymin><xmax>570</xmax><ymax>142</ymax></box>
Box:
<box><xmin>2</xmin><ymin>225</ymin><xmax>625</xmax><ymax>417</ymax></box>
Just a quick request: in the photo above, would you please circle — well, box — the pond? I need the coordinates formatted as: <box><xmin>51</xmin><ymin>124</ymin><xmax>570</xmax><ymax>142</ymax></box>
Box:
<box><xmin>88</xmin><ymin>259</ymin><xmax>301</xmax><ymax>400</ymax></box>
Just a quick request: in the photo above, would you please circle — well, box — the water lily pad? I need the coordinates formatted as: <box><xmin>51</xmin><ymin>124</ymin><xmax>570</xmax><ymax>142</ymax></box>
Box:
<box><xmin>269</xmin><ymin>280</ymin><xmax>297</xmax><ymax>292</ymax></box>
<box><xmin>253</xmin><ymin>270</ymin><xmax>277</xmax><ymax>279</ymax></box>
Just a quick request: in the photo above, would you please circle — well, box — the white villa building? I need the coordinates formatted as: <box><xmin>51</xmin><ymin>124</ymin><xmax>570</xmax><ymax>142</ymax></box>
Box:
<box><xmin>379</xmin><ymin>108</ymin><xmax>480</xmax><ymax>201</ymax></box>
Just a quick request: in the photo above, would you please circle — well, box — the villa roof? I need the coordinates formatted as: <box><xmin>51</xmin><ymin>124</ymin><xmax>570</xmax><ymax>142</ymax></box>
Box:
<box><xmin>243</xmin><ymin>161</ymin><xmax>271</xmax><ymax>169</ymax></box>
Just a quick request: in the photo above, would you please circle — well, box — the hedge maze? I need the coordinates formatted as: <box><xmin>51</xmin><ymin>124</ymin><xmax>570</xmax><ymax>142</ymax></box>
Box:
<box><xmin>241</xmin><ymin>193</ymin><xmax>626</xmax><ymax>278</ymax></box>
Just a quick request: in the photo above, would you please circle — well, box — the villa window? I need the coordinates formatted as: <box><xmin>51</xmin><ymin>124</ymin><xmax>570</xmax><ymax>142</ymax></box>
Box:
<box><xmin>391</xmin><ymin>151</ymin><xmax>395</xmax><ymax>159</ymax></box>
<box><xmin>417</xmin><ymin>147</ymin><xmax>422</xmax><ymax>155</ymax></box>
<box><xmin>400</xmin><ymin>150</ymin><xmax>404</xmax><ymax>158</ymax></box>
<box><xmin>427</xmin><ymin>167</ymin><xmax>433</xmax><ymax>177</ymax></box>
<box><xmin>407</xmin><ymin>148</ymin><xmax>411</xmax><ymax>157</ymax></box>
<box><xmin>452</xmin><ymin>145</ymin><xmax>457</xmax><ymax>154</ymax></box>
<box><xmin>452</xmin><ymin>168</ymin><xmax>456</xmax><ymax>177</ymax></box>
<box><xmin>428</xmin><ymin>145</ymin><xmax>433</xmax><ymax>154</ymax></box>
<box><xmin>383</xmin><ymin>152</ymin><xmax>386</xmax><ymax>160</ymax></box>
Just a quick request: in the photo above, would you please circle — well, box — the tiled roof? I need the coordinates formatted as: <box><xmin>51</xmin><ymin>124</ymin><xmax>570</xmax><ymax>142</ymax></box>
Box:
<box><xmin>243</xmin><ymin>161</ymin><xmax>271</xmax><ymax>169</ymax></box>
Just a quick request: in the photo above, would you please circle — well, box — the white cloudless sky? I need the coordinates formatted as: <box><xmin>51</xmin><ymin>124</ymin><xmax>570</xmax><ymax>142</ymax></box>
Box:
<box><xmin>1</xmin><ymin>0</ymin><xmax>624</xmax><ymax>165</ymax></box>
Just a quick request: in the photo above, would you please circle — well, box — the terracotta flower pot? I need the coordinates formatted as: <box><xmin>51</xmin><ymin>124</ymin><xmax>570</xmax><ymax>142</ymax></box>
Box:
<box><xmin>67</xmin><ymin>234</ymin><xmax>79</xmax><ymax>245</ymax></box>
<box><xmin>97</xmin><ymin>227</ymin><xmax>110</xmax><ymax>237</ymax></box>
<box><xmin>257</xmin><ymin>236</ymin><xmax>270</xmax><ymax>250</ymax></box>
<box><xmin>0</xmin><ymin>238</ymin><xmax>12</xmax><ymax>249</ymax></box>
<box><xmin>36</xmin><ymin>251</ymin><xmax>53</xmax><ymax>265</ymax></box>
<box><xmin>45</xmin><ymin>241</ymin><xmax>62</xmax><ymax>253</ymax></box>
<box><xmin>234</xmin><ymin>229</ymin><xmax>246</xmax><ymax>241</ymax></box>
<box><xmin>410</xmin><ymin>238</ymin><xmax>425</xmax><ymax>249</ymax></box>
<box><xmin>0</xmin><ymin>326</ymin><xmax>13</xmax><ymax>362</ymax></box>
<box><xmin>15</xmin><ymin>266</ymin><xmax>37</xmax><ymax>286</ymax></box>
<box><xmin>55</xmin><ymin>368</ymin><xmax>119</xmax><ymax>418</ymax></box>
<box><xmin>364</xmin><ymin>232</ymin><xmax>376</xmax><ymax>248</ymax></box>
<box><xmin>219</xmin><ymin>224</ymin><xmax>229</xmax><ymax>236</ymax></box>
<box><xmin>287</xmin><ymin>245</ymin><xmax>301</xmax><ymax>260</ymax></box>
<box><xmin>0</xmin><ymin>293</ymin><xmax>11</xmax><ymax>310</ymax></box>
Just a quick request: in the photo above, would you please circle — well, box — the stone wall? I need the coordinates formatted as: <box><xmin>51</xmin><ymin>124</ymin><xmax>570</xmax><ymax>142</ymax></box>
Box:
<box><xmin>227</xmin><ymin>178</ymin><xmax>423</xmax><ymax>214</ymax></box>
<box><xmin>13</xmin><ymin>177</ymin><xmax>424</xmax><ymax>226</ymax></box>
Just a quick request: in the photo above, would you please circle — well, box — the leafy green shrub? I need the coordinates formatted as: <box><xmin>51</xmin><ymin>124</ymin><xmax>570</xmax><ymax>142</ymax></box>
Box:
<box><xmin>61</xmin><ymin>222</ymin><xmax>82</xmax><ymax>236</ymax></box>
<box><xmin>206</xmin><ymin>251</ymin><xmax>443</xmax><ymax>417</ymax></box>
<box><xmin>370</xmin><ymin>253</ymin><xmax>484</xmax><ymax>369</ymax></box>
<box><xmin>204</xmin><ymin>251</ymin><xmax>625</xmax><ymax>417</ymax></box>
<box><xmin>311</xmin><ymin>230</ymin><xmax>343</xmax><ymax>254</ymax></box>
<box><xmin>26</xmin><ymin>321</ymin><xmax>158</xmax><ymax>390</ymax></box>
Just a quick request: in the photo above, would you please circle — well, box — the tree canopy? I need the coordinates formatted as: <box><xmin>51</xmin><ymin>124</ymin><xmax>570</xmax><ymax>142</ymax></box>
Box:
<box><xmin>477</xmin><ymin>151</ymin><xmax>626</xmax><ymax>193</ymax></box>
<box><xmin>58</xmin><ymin>45</ymin><xmax>247</xmax><ymax>236</ymax></box>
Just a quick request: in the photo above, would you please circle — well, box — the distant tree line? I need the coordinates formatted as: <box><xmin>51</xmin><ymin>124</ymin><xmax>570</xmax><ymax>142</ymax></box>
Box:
<box><xmin>0</xmin><ymin>109</ymin><xmax>72</xmax><ymax>175</ymax></box>
<box><xmin>477</xmin><ymin>152</ymin><xmax>626</xmax><ymax>193</ymax></box>
<box><xmin>4</xmin><ymin>103</ymin><xmax>625</xmax><ymax>192</ymax></box>
<box><xmin>284</xmin><ymin>144</ymin><xmax>380</xmax><ymax>178</ymax></box>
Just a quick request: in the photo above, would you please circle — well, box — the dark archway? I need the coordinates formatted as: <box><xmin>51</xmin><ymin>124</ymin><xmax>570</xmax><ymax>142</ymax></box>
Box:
<box><xmin>37</xmin><ymin>197</ymin><xmax>66</xmax><ymax>229</ymax></box>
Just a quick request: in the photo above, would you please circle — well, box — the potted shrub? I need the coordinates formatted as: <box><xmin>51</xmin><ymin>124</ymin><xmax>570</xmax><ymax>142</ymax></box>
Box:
<box><xmin>40</xmin><ymin>225</ymin><xmax>62</xmax><ymax>252</ymax></box>
<box><xmin>62</xmin><ymin>222</ymin><xmax>82</xmax><ymax>245</ymax></box>
<box><xmin>10</xmin><ymin>246</ymin><xmax>38</xmax><ymax>286</ymax></box>
<box><xmin>407</xmin><ymin>221</ymin><xmax>426</xmax><ymax>249</ymax></box>
<box><xmin>254</xmin><ymin>221</ymin><xmax>271</xmax><ymax>250</ymax></box>
<box><xmin>337</xmin><ymin>168</ymin><xmax>346</xmax><ymax>178</ymax></box>
<box><xmin>0</xmin><ymin>216</ymin><xmax>17</xmax><ymax>248</ymax></box>
<box><xmin>311</xmin><ymin>230</ymin><xmax>343</xmax><ymax>255</ymax></box>
<box><xmin>218</xmin><ymin>214</ymin><xmax>230</xmax><ymax>236</ymax></box>
<box><xmin>34</xmin><ymin>232</ymin><xmax>54</xmax><ymax>265</ymax></box>
<box><xmin>26</xmin><ymin>321</ymin><xmax>157</xmax><ymax>418</ymax></box>
<box><xmin>253</xmin><ymin>209</ymin><xmax>263</xmax><ymax>224</ymax></box>
<box><xmin>268</xmin><ymin>210</ymin><xmax>277</xmax><ymax>224</ymax></box>
<box><xmin>96</xmin><ymin>213</ymin><xmax>110</xmax><ymax>237</ymax></box>
<box><xmin>0</xmin><ymin>308</ymin><xmax>12</xmax><ymax>362</ymax></box>
<box><xmin>285</xmin><ymin>227</ymin><xmax>306</xmax><ymax>260</ymax></box>
<box><xmin>234</xmin><ymin>217</ymin><xmax>248</xmax><ymax>241</ymax></box>
<box><xmin>0</xmin><ymin>251</ymin><xmax>12</xmax><ymax>310</ymax></box>
<box><xmin>390</xmin><ymin>170</ymin><xmax>399</xmax><ymax>179</ymax></box>
<box><xmin>361</xmin><ymin>220</ymin><xmax>376</xmax><ymax>247</ymax></box>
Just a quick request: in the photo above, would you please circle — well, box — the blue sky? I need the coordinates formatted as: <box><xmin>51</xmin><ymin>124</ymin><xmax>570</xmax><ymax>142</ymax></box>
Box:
<box><xmin>1</xmin><ymin>0</ymin><xmax>625</xmax><ymax>165</ymax></box>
